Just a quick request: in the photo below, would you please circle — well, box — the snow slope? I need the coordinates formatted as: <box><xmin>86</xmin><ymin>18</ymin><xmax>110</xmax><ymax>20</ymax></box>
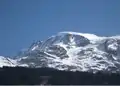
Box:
<box><xmin>0</xmin><ymin>56</ymin><xmax>17</xmax><ymax>67</ymax></box>
<box><xmin>0</xmin><ymin>31</ymin><xmax>120</xmax><ymax>73</ymax></box>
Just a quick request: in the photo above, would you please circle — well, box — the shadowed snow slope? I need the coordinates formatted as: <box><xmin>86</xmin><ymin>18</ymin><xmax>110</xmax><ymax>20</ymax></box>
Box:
<box><xmin>0</xmin><ymin>31</ymin><xmax>120</xmax><ymax>73</ymax></box>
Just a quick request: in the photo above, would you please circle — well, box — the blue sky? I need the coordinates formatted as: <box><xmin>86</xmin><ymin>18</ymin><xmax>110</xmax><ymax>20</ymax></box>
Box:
<box><xmin>0</xmin><ymin>0</ymin><xmax>120</xmax><ymax>56</ymax></box>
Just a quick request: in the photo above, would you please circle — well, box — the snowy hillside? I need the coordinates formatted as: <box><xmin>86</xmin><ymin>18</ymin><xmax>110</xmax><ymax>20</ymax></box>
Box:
<box><xmin>0</xmin><ymin>31</ymin><xmax>120</xmax><ymax>73</ymax></box>
<box><xmin>0</xmin><ymin>56</ymin><xmax>16</xmax><ymax>67</ymax></box>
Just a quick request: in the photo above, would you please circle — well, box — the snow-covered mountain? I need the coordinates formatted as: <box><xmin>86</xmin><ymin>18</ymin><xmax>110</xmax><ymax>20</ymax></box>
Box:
<box><xmin>1</xmin><ymin>31</ymin><xmax>120</xmax><ymax>73</ymax></box>
<box><xmin>0</xmin><ymin>56</ymin><xmax>17</xmax><ymax>67</ymax></box>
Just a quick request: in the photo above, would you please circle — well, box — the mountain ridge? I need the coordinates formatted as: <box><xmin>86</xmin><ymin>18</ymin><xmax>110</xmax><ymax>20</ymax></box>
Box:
<box><xmin>0</xmin><ymin>31</ymin><xmax>120</xmax><ymax>73</ymax></box>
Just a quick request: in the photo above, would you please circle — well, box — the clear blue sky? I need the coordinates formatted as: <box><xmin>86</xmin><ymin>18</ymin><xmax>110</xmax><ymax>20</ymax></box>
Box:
<box><xmin>0</xmin><ymin>0</ymin><xmax>120</xmax><ymax>56</ymax></box>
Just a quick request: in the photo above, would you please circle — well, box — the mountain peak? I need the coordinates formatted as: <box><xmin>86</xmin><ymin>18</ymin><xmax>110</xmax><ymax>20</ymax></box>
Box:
<box><xmin>58</xmin><ymin>31</ymin><xmax>103</xmax><ymax>40</ymax></box>
<box><xmin>0</xmin><ymin>31</ymin><xmax>120</xmax><ymax>73</ymax></box>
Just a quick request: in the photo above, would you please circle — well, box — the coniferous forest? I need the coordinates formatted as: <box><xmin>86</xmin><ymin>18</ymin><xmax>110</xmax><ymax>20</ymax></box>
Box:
<box><xmin>0</xmin><ymin>66</ymin><xmax>120</xmax><ymax>85</ymax></box>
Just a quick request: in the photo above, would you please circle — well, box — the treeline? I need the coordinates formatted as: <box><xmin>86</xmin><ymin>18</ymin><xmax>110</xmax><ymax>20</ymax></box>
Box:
<box><xmin>0</xmin><ymin>66</ymin><xmax>120</xmax><ymax>85</ymax></box>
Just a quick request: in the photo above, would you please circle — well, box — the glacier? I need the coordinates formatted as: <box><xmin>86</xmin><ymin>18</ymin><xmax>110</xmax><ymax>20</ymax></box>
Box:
<box><xmin>0</xmin><ymin>31</ymin><xmax>120</xmax><ymax>73</ymax></box>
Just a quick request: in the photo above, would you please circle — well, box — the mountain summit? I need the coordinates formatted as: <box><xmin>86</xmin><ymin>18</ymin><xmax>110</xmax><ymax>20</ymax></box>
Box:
<box><xmin>1</xmin><ymin>31</ymin><xmax>120</xmax><ymax>73</ymax></box>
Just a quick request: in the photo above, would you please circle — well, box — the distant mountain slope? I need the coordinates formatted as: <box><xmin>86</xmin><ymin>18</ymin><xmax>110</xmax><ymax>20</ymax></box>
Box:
<box><xmin>0</xmin><ymin>31</ymin><xmax>120</xmax><ymax>73</ymax></box>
